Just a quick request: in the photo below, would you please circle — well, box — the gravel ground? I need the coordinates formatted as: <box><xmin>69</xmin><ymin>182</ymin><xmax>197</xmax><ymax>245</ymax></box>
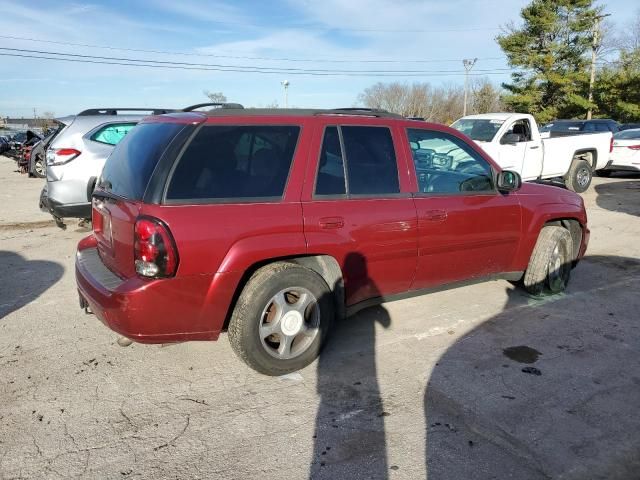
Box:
<box><xmin>1</xmin><ymin>154</ymin><xmax>639</xmax><ymax>480</ymax></box>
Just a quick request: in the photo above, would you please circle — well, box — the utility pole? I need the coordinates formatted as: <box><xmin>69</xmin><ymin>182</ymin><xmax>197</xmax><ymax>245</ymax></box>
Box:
<box><xmin>462</xmin><ymin>58</ymin><xmax>477</xmax><ymax>116</ymax></box>
<box><xmin>587</xmin><ymin>13</ymin><xmax>611</xmax><ymax>120</ymax></box>
<box><xmin>281</xmin><ymin>80</ymin><xmax>290</xmax><ymax>108</ymax></box>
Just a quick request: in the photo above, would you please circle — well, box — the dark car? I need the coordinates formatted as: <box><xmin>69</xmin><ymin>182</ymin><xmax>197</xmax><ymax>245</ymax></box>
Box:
<box><xmin>76</xmin><ymin>104</ymin><xmax>589</xmax><ymax>375</ymax></box>
<box><xmin>620</xmin><ymin>123</ymin><xmax>640</xmax><ymax>131</ymax></box>
<box><xmin>0</xmin><ymin>136</ymin><xmax>10</xmax><ymax>154</ymax></box>
<box><xmin>540</xmin><ymin>119</ymin><xmax>620</xmax><ymax>137</ymax></box>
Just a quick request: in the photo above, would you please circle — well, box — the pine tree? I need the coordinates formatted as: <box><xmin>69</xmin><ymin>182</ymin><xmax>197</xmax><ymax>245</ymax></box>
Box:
<box><xmin>497</xmin><ymin>0</ymin><xmax>601</xmax><ymax>122</ymax></box>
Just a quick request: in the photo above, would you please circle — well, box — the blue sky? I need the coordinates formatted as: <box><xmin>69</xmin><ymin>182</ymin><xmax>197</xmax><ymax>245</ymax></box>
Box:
<box><xmin>0</xmin><ymin>0</ymin><xmax>635</xmax><ymax>118</ymax></box>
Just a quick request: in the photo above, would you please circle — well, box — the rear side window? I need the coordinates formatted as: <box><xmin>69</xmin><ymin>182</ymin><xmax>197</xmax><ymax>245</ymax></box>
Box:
<box><xmin>314</xmin><ymin>126</ymin><xmax>399</xmax><ymax>197</ymax></box>
<box><xmin>99</xmin><ymin>122</ymin><xmax>184</xmax><ymax>200</ymax></box>
<box><xmin>166</xmin><ymin>125</ymin><xmax>300</xmax><ymax>201</ymax></box>
<box><xmin>90</xmin><ymin>123</ymin><xmax>136</xmax><ymax>145</ymax></box>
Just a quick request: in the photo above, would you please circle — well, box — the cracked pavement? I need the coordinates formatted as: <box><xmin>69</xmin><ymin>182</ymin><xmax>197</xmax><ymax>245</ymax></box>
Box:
<box><xmin>0</xmin><ymin>156</ymin><xmax>639</xmax><ymax>479</ymax></box>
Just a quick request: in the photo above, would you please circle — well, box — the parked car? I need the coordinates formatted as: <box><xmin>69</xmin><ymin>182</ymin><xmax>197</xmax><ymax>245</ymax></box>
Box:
<box><xmin>29</xmin><ymin>123</ymin><xmax>66</xmax><ymax>178</ymax></box>
<box><xmin>596</xmin><ymin>128</ymin><xmax>640</xmax><ymax>176</ymax></box>
<box><xmin>76</xmin><ymin>104</ymin><xmax>589</xmax><ymax>375</ymax></box>
<box><xmin>44</xmin><ymin>108</ymin><xmax>173</xmax><ymax>227</ymax></box>
<box><xmin>451</xmin><ymin>113</ymin><xmax>612</xmax><ymax>192</ymax></box>
<box><xmin>0</xmin><ymin>136</ymin><xmax>9</xmax><ymax>154</ymax></box>
<box><xmin>539</xmin><ymin>118</ymin><xmax>620</xmax><ymax>137</ymax></box>
<box><xmin>619</xmin><ymin>123</ymin><xmax>640</xmax><ymax>131</ymax></box>
<box><xmin>9</xmin><ymin>131</ymin><xmax>27</xmax><ymax>150</ymax></box>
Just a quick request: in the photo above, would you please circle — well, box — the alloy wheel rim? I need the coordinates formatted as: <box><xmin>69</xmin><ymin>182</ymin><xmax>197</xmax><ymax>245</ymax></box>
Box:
<box><xmin>576</xmin><ymin>167</ymin><xmax>590</xmax><ymax>187</ymax></box>
<box><xmin>258</xmin><ymin>287</ymin><xmax>320</xmax><ymax>360</ymax></box>
<box><xmin>548</xmin><ymin>243</ymin><xmax>568</xmax><ymax>291</ymax></box>
<box><xmin>35</xmin><ymin>158</ymin><xmax>45</xmax><ymax>176</ymax></box>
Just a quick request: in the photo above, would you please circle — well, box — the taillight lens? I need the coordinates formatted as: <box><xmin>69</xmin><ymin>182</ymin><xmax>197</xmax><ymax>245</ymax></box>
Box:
<box><xmin>610</xmin><ymin>136</ymin><xmax>614</xmax><ymax>153</ymax></box>
<box><xmin>47</xmin><ymin>148</ymin><xmax>81</xmax><ymax>166</ymax></box>
<box><xmin>628</xmin><ymin>145</ymin><xmax>640</xmax><ymax>151</ymax></box>
<box><xmin>134</xmin><ymin>217</ymin><xmax>179</xmax><ymax>278</ymax></box>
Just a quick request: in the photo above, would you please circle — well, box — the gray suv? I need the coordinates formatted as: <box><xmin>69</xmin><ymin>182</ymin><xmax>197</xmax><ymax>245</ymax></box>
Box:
<box><xmin>44</xmin><ymin>108</ymin><xmax>172</xmax><ymax>226</ymax></box>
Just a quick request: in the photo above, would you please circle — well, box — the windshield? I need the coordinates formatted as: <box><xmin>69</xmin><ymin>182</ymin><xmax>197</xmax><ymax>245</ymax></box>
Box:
<box><xmin>613</xmin><ymin>129</ymin><xmax>640</xmax><ymax>140</ymax></box>
<box><xmin>451</xmin><ymin>119</ymin><xmax>504</xmax><ymax>142</ymax></box>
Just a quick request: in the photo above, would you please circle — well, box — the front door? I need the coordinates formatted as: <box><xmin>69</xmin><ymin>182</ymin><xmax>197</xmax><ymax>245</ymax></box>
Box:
<box><xmin>405</xmin><ymin>127</ymin><xmax>522</xmax><ymax>290</ymax></box>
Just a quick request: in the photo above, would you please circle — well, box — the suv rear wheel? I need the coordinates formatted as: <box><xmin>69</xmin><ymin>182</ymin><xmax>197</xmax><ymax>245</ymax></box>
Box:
<box><xmin>523</xmin><ymin>226</ymin><xmax>573</xmax><ymax>296</ymax></box>
<box><xmin>228</xmin><ymin>262</ymin><xmax>334</xmax><ymax>375</ymax></box>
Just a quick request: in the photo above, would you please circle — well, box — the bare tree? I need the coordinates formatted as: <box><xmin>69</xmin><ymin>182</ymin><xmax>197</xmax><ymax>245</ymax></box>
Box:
<box><xmin>357</xmin><ymin>82</ymin><xmax>466</xmax><ymax>124</ymax></box>
<box><xmin>470</xmin><ymin>79</ymin><xmax>505</xmax><ymax>114</ymax></box>
<box><xmin>619</xmin><ymin>9</ymin><xmax>640</xmax><ymax>52</ymax></box>
<box><xmin>203</xmin><ymin>91</ymin><xmax>227</xmax><ymax>103</ymax></box>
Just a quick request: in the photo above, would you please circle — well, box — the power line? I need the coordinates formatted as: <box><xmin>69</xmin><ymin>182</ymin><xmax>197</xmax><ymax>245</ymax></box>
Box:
<box><xmin>0</xmin><ymin>47</ymin><xmax>516</xmax><ymax>76</ymax></box>
<box><xmin>0</xmin><ymin>51</ymin><xmax>516</xmax><ymax>78</ymax></box>
<box><xmin>0</xmin><ymin>34</ymin><xmax>506</xmax><ymax>65</ymax></box>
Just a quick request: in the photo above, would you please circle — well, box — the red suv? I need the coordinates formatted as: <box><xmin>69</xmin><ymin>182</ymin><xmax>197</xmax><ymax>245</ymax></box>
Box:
<box><xmin>76</xmin><ymin>104</ymin><xmax>589</xmax><ymax>375</ymax></box>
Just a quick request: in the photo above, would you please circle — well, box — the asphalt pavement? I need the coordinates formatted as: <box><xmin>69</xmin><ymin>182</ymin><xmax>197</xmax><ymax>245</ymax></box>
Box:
<box><xmin>1</xmin><ymin>154</ymin><xmax>639</xmax><ymax>479</ymax></box>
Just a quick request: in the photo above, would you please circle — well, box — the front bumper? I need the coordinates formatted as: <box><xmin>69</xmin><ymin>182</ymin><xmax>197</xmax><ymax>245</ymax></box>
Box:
<box><xmin>75</xmin><ymin>235</ymin><xmax>240</xmax><ymax>343</ymax></box>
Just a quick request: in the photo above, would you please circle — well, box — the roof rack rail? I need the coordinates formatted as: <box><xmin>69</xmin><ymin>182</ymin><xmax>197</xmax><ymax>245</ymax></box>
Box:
<box><xmin>182</xmin><ymin>102</ymin><xmax>245</xmax><ymax>112</ymax></box>
<box><xmin>77</xmin><ymin>108</ymin><xmax>175</xmax><ymax>116</ymax></box>
<box><xmin>319</xmin><ymin>108</ymin><xmax>402</xmax><ymax>118</ymax></box>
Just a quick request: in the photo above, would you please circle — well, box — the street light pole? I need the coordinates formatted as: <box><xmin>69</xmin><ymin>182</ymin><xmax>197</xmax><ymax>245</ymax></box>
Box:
<box><xmin>281</xmin><ymin>80</ymin><xmax>290</xmax><ymax>108</ymax></box>
<box><xmin>462</xmin><ymin>58</ymin><xmax>477</xmax><ymax>116</ymax></box>
<box><xmin>587</xmin><ymin>13</ymin><xmax>610</xmax><ymax>120</ymax></box>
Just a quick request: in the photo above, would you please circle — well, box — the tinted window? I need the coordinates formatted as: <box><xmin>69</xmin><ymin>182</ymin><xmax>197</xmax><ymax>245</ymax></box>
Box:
<box><xmin>614</xmin><ymin>129</ymin><xmax>640</xmax><ymax>140</ymax></box>
<box><xmin>99</xmin><ymin>122</ymin><xmax>184</xmax><ymax>200</ymax></box>
<box><xmin>594</xmin><ymin>123</ymin><xmax>610</xmax><ymax>132</ymax></box>
<box><xmin>342</xmin><ymin>126</ymin><xmax>399</xmax><ymax>195</ymax></box>
<box><xmin>408</xmin><ymin>129</ymin><xmax>494</xmax><ymax>194</ymax></box>
<box><xmin>166</xmin><ymin>125</ymin><xmax>300</xmax><ymax>201</ymax></box>
<box><xmin>315</xmin><ymin>127</ymin><xmax>346</xmax><ymax>195</ymax></box>
<box><xmin>90</xmin><ymin>123</ymin><xmax>136</xmax><ymax>145</ymax></box>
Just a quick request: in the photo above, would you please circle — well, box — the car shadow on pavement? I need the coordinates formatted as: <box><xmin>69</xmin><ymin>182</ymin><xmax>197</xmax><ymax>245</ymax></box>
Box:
<box><xmin>595</xmin><ymin>177</ymin><xmax>640</xmax><ymax>217</ymax></box>
<box><xmin>0</xmin><ymin>251</ymin><xmax>64</xmax><ymax>320</ymax></box>
<box><xmin>310</xmin><ymin>252</ymin><xmax>391</xmax><ymax>480</ymax></box>
<box><xmin>424</xmin><ymin>255</ymin><xmax>640</xmax><ymax>479</ymax></box>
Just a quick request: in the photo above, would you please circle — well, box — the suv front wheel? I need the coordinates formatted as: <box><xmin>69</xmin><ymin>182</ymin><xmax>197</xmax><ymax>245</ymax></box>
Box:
<box><xmin>523</xmin><ymin>226</ymin><xmax>573</xmax><ymax>296</ymax></box>
<box><xmin>228</xmin><ymin>262</ymin><xmax>334</xmax><ymax>375</ymax></box>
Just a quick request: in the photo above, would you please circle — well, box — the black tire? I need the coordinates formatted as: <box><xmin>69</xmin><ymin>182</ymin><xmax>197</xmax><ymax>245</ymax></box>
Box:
<box><xmin>595</xmin><ymin>169</ymin><xmax>612</xmax><ymax>178</ymax></box>
<box><xmin>228</xmin><ymin>262</ymin><xmax>335</xmax><ymax>376</ymax></box>
<box><xmin>564</xmin><ymin>159</ymin><xmax>592</xmax><ymax>193</ymax></box>
<box><xmin>523</xmin><ymin>226</ymin><xmax>573</xmax><ymax>296</ymax></box>
<box><xmin>33</xmin><ymin>155</ymin><xmax>46</xmax><ymax>178</ymax></box>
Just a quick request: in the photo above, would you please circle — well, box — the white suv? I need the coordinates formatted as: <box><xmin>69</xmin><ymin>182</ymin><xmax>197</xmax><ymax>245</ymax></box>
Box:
<box><xmin>44</xmin><ymin>108</ymin><xmax>172</xmax><ymax>227</ymax></box>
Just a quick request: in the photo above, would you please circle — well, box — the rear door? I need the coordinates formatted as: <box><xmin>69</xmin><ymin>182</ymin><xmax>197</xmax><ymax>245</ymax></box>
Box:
<box><xmin>403</xmin><ymin>126</ymin><xmax>522</xmax><ymax>290</ymax></box>
<box><xmin>94</xmin><ymin>121</ymin><xmax>187</xmax><ymax>277</ymax></box>
<box><xmin>302</xmin><ymin>120</ymin><xmax>418</xmax><ymax>306</ymax></box>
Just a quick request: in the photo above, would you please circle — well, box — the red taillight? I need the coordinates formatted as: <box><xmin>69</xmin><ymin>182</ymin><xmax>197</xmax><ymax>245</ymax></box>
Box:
<box><xmin>48</xmin><ymin>147</ymin><xmax>81</xmax><ymax>166</ymax></box>
<box><xmin>628</xmin><ymin>145</ymin><xmax>640</xmax><ymax>151</ymax></box>
<box><xmin>134</xmin><ymin>217</ymin><xmax>178</xmax><ymax>278</ymax></box>
<box><xmin>610</xmin><ymin>136</ymin><xmax>614</xmax><ymax>153</ymax></box>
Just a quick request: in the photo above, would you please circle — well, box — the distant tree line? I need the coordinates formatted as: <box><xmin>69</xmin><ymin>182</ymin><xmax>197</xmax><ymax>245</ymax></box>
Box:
<box><xmin>356</xmin><ymin>78</ymin><xmax>504</xmax><ymax>124</ymax></box>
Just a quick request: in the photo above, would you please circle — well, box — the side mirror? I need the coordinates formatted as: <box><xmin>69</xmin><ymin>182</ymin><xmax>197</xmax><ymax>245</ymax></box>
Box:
<box><xmin>501</xmin><ymin>133</ymin><xmax>521</xmax><ymax>145</ymax></box>
<box><xmin>497</xmin><ymin>170</ymin><xmax>522</xmax><ymax>192</ymax></box>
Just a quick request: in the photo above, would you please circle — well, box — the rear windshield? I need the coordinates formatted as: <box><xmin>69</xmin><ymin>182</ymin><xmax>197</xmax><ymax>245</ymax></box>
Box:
<box><xmin>166</xmin><ymin>125</ymin><xmax>300</xmax><ymax>201</ymax></box>
<box><xmin>99</xmin><ymin>122</ymin><xmax>184</xmax><ymax>200</ymax></box>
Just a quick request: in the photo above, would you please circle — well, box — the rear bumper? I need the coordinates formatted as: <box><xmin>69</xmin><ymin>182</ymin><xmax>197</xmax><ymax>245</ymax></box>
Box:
<box><xmin>75</xmin><ymin>235</ymin><xmax>241</xmax><ymax>343</ymax></box>
<box><xmin>48</xmin><ymin>198</ymin><xmax>91</xmax><ymax>219</ymax></box>
<box><xmin>602</xmin><ymin>160</ymin><xmax>640</xmax><ymax>172</ymax></box>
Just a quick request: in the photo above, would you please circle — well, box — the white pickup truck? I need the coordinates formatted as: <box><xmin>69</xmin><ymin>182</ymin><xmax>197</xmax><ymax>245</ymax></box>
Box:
<box><xmin>451</xmin><ymin>113</ymin><xmax>613</xmax><ymax>192</ymax></box>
